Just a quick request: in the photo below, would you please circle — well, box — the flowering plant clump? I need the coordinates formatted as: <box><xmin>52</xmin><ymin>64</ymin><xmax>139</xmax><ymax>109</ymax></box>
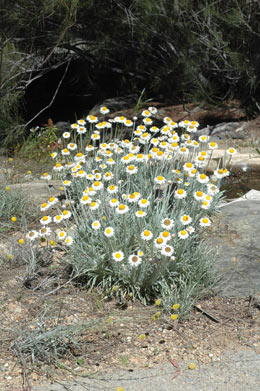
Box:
<box><xmin>24</xmin><ymin>106</ymin><xmax>237</xmax><ymax>313</ymax></box>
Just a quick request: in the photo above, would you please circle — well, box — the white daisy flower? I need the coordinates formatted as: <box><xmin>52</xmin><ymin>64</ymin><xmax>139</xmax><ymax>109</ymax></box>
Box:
<box><xmin>141</xmin><ymin>109</ymin><xmax>152</xmax><ymax>117</ymax></box>
<box><xmin>26</xmin><ymin>230</ymin><xmax>39</xmax><ymax>241</ymax></box>
<box><xmin>39</xmin><ymin>227</ymin><xmax>52</xmax><ymax>236</ymax></box>
<box><xmin>67</xmin><ymin>143</ymin><xmax>77</xmax><ymax>151</ymax></box>
<box><xmin>40</xmin><ymin>215</ymin><xmax>52</xmax><ymax>225</ymax></box>
<box><xmin>100</xmin><ymin>106</ymin><xmax>110</xmax><ymax>114</ymax></box>
<box><xmin>60</xmin><ymin>209</ymin><xmax>70</xmax><ymax>219</ymax></box>
<box><xmin>198</xmin><ymin>135</ymin><xmax>209</xmax><ymax>143</ymax></box>
<box><xmin>116</xmin><ymin>204</ymin><xmax>129</xmax><ymax>214</ymax></box>
<box><xmin>128</xmin><ymin>254</ymin><xmax>142</xmax><ymax>267</ymax></box>
<box><xmin>199</xmin><ymin>217</ymin><xmax>211</xmax><ymax>227</ymax></box>
<box><xmin>178</xmin><ymin>230</ymin><xmax>189</xmax><ymax>239</ymax></box>
<box><xmin>174</xmin><ymin>189</ymin><xmax>187</xmax><ymax>199</ymax></box>
<box><xmin>92</xmin><ymin>220</ymin><xmax>101</xmax><ymax>230</ymax></box>
<box><xmin>161</xmin><ymin>218</ymin><xmax>174</xmax><ymax>229</ymax></box>
<box><xmin>180</xmin><ymin>215</ymin><xmax>192</xmax><ymax>225</ymax></box>
<box><xmin>148</xmin><ymin>106</ymin><xmax>158</xmax><ymax>115</ymax></box>
<box><xmin>138</xmin><ymin>198</ymin><xmax>150</xmax><ymax>208</ymax></box>
<box><xmin>103</xmin><ymin>171</ymin><xmax>114</xmax><ymax>181</ymax></box>
<box><xmin>65</xmin><ymin>236</ymin><xmax>73</xmax><ymax>246</ymax></box>
<box><xmin>62</xmin><ymin>131</ymin><xmax>71</xmax><ymax>139</ymax></box>
<box><xmin>86</xmin><ymin>115</ymin><xmax>98</xmax><ymax>123</ymax></box>
<box><xmin>178</xmin><ymin>146</ymin><xmax>189</xmax><ymax>155</ymax></box>
<box><xmin>48</xmin><ymin>196</ymin><xmax>59</xmax><ymax>206</ymax></box>
<box><xmin>227</xmin><ymin>147</ymin><xmax>237</xmax><ymax>155</ymax></box>
<box><xmin>143</xmin><ymin>117</ymin><xmax>153</xmax><ymax>126</ymax></box>
<box><xmin>159</xmin><ymin>231</ymin><xmax>171</xmax><ymax>241</ymax></box>
<box><xmin>89</xmin><ymin>200</ymin><xmax>100</xmax><ymax>210</ymax></box>
<box><xmin>127</xmin><ymin>193</ymin><xmax>139</xmax><ymax>203</ymax></box>
<box><xmin>183</xmin><ymin>162</ymin><xmax>194</xmax><ymax>172</ymax></box>
<box><xmin>112</xmin><ymin>251</ymin><xmax>124</xmax><ymax>262</ymax></box>
<box><xmin>104</xmin><ymin>227</ymin><xmax>114</xmax><ymax>237</ymax></box>
<box><xmin>161</xmin><ymin>245</ymin><xmax>174</xmax><ymax>257</ymax></box>
<box><xmin>201</xmin><ymin>200</ymin><xmax>210</xmax><ymax>209</ymax></box>
<box><xmin>76</xmin><ymin>169</ymin><xmax>86</xmax><ymax>178</ymax></box>
<box><xmin>150</xmin><ymin>126</ymin><xmax>159</xmax><ymax>133</ymax></box>
<box><xmin>109</xmin><ymin>198</ymin><xmax>119</xmax><ymax>207</ymax></box>
<box><xmin>40</xmin><ymin>202</ymin><xmax>50</xmax><ymax>212</ymax></box>
<box><xmin>207</xmin><ymin>184</ymin><xmax>219</xmax><ymax>195</ymax></box>
<box><xmin>93</xmin><ymin>181</ymin><xmax>103</xmax><ymax>191</ymax></box>
<box><xmin>141</xmin><ymin>230</ymin><xmax>153</xmax><ymax>241</ymax></box>
<box><xmin>107</xmin><ymin>185</ymin><xmax>118</xmax><ymax>194</ymax></box>
<box><xmin>124</xmin><ymin>119</ymin><xmax>133</xmax><ymax>127</ymax></box>
<box><xmin>197</xmin><ymin>173</ymin><xmax>209</xmax><ymax>184</ymax></box>
<box><xmin>50</xmin><ymin>152</ymin><xmax>57</xmax><ymax>159</ymax></box>
<box><xmin>40</xmin><ymin>173</ymin><xmax>52</xmax><ymax>181</ymax></box>
<box><xmin>135</xmin><ymin>210</ymin><xmax>147</xmax><ymax>218</ymax></box>
<box><xmin>53</xmin><ymin>215</ymin><xmax>63</xmax><ymax>223</ymax></box>
<box><xmin>187</xmin><ymin>226</ymin><xmax>195</xmax><ymax>234</ymax></box>
<box><xmin>193</xmin><ymin>191</ymin><xmax>204</xmax><ymax>201</ymax></box>
<box><xmin>77</xmin><ymin>126</ymin><xmax>86</xmax><ymax>134</ymax></box>
<box><xmin>91</xmin><ymin>133</ymin><xmax>100</xmax><ymax>141</ymax></box>
<box><xmin>85</xmin><ymin>144</ymin><xmax>95</xmax><ymax>152</ymax></box>
<box><xmin>154</xmin><ymin>236</ymin><xmax>166</xmax><ymax>248</ymax></box>
<box><xmin>208</xmin><ymin>141</ymin><xmax>218</xmax><ymax>150</ymax></box>
<box><xmin>154</xmin><ymin>175</ymin><xmax>166</xmax><ymax>185</ymax></box>
<box><xmin>126</xmin><ymin>165</ymin><xmax>138</xmax><ymax>175</ymax></box>
<box><xmin>57</xmin><ymin>231</ymin><xmax>67</xmax><ymax>240</ymax></box>
<box><xmin>61</xmin><ymin>148</ymin><xmax>70</xmax><ymax>156</ymax></box>
<box><xmin>63</xmin><ymin>180</ymin><xmax>71</xmax><ymax>187</ymax></box>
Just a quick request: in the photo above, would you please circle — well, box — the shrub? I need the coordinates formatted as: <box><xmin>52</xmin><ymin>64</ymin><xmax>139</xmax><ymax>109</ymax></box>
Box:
<box><xmin>23</xmin><ymin>106</ymin><xmax>237</xmax><ymax>315</ymax></box>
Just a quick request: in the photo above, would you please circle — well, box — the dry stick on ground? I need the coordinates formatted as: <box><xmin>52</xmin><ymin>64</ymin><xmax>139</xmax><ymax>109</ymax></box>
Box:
<box><xmin>13</xmin><ymin>341</ymin><xmax>32</xmax><ymax>391</ymax></box>
<box><xmin>193</xmin><ymin>304</ymin><xmax>221</xmax><ymax>323</ymax></box>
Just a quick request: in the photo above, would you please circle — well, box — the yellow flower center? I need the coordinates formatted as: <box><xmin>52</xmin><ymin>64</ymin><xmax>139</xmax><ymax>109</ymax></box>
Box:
<box><xmin>162</xmin><ymin>231</ymin><xmax>170</xmax><ymax>238</ymax></box>
<box><xmin>119</xmin><ymin>204</ymin><xmax>126</xmax><ymax>210</ymax></box>
<box><xmin>144</xmin><ymin>230</ymin><xmax>150</xmax><ymax>236</ymax></box>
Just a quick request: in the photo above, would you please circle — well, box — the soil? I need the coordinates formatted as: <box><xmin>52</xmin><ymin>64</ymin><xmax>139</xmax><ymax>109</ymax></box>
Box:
<box><xmin>0</xmin><ymin>259</ymin><xmax>260</xmax><ymax>390</ymax></box>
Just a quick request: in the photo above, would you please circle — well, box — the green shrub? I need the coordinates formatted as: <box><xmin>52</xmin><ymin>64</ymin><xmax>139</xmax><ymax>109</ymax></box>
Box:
<box><xmin>22</xmin><ymin>107</ymin><xmax>236</xmax><ymax>317</ymax></box>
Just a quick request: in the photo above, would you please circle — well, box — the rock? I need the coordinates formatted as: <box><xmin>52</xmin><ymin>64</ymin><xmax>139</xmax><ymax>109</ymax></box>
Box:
<box><xmin>196</xmin><ymin>122</ymin><xmax>248</xmax><ymax>139</ymax></box>
<box><xmin>90</xmin><ymin>94</ymin><xmax>139</xmax><ymax>115</ymax></box>
<box><xmin>157</xmin><ymin>100</ymin><xmax>246</xmax><ymax>127</ymax></box>
<box><xmin>9</xmin><ymin>180</ymin><xmax>61</xmax><ymax>204</ymax></box>
<box><xmin>55</xmin><ymin>121</ymin><xmax>71</xmax><ymax>134</ymax></box>
<box><xmin>206</xmin><ymin>193</ymin><xmax>260</xmax><ymax>297</ymax></box>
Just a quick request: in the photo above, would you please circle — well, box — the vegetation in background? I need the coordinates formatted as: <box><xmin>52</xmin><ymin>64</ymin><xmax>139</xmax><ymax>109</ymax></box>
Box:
<box><xmin>0</xmin><ymin>0</ymin><xmax>260</xmax><ymax>147</ymax></box>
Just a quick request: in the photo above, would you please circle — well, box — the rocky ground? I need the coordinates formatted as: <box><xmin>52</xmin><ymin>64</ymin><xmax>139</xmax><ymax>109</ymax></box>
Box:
<box><xmin>0</xmin><ymin>102</ymin><xmax>260</xmax><ymax>390</ymax></box>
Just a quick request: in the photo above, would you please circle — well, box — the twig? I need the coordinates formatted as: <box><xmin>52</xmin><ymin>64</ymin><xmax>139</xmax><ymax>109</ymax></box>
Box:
<box><xmin>13</xmin><ymin>341</ymin><xmax>32</xmax><ymax>391</ymax></box>
<box><xmin>194</xmin><ymin>304</ymin><xmax>220</xmax><ymax>323</ymax></box>
<box><xmin>168</xmin><ymin>359</ymin><xmax>181</xmax><ymax>379</ymax></box>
